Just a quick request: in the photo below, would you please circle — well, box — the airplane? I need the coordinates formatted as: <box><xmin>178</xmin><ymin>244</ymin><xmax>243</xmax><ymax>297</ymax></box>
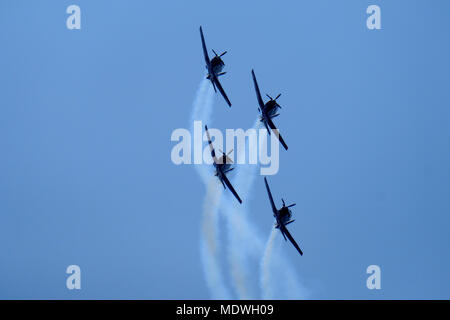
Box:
<box><xmin>200</xmin><ymin>26</ymin><xmax>232</xmax><ymax>107</ymax></box>
<box><xmin>205</xmin><ymin>125</ymin><xmax>242</xmax><ymax>204</ymax></box>
<box><xmin>251</xmin><ymin>69</ymin><xmax>288</xmax><ymax>150</ymax></box>
<box><xmin>264</xmin><ymin>177</ymin><xmax>303</xmax><ymax>256</ymax></box>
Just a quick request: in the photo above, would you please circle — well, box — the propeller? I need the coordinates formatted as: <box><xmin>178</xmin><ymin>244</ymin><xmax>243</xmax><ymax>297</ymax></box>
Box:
<box><xmin>266</xmin><ymin>93</ymin><xmax>282</xmax><ymax>101</ymax></box>
<box><xmin>282</xmin><ymin>198</ymin><xmax>296</xmax><ymax>208</ymax></box>
<box><xmin>266</xmin><ymin>93</ymin><xmax>282</xmax><ymax>108</ymax></box>
<box><xmin>218</xmin><ymin>148</ymin><xmax>233</xmax><ymax>156</ymax></box>
<box><xmin>218</xmin><ymin>148</ymin><xmax>233</xmax><ymax>164</ymax></box>
<box><xmin>212</xmin><ymin>49</ymin><xmax>227</xmax><ymax>57</ymax></box>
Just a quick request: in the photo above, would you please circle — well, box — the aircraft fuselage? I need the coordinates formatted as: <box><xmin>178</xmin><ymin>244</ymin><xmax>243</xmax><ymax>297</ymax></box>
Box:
<box><xmin>214</xmin><ymin>163</ymin><xmax>231</xmax><ymax>190</ymax></box>
<box><xmin>206</xmin><ymin>57</ymin><xmax>225</xmax><ymax>79</ymax></box>
<box><xmin>275</xmin><ymin>207</ymin><xmax>292</xmax><ymax>227</ymax></box>
<box><xmin>211</xmin><ymin>56</ymin><xmax>224</xmax><ymax>72</ymax></box>
<box><xmin>214</xmin><ymin>162</ymin><xmax>231</xmax><ymax>178</ymax></box>
<box><xmin>263</xmin><ymin>100</ymin><xmax>280</xmax><ymax>118</ymax></box>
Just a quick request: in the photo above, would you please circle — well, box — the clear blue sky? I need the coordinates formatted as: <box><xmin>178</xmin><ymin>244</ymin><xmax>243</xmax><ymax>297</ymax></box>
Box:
<box><xmin>1</xmin><ymin>0</ymin><xmax>449</xmax><ymax>299</ymax></box>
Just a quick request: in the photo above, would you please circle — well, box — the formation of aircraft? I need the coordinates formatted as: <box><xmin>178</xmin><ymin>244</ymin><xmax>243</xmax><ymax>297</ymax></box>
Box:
<box><xmin>264</xmin><ymin>177</ymin><xmax>303</xmax><ymax>256</ymax></box>
<box><xmin>200</xmin><ymin>26</ymin><xmax>232</xmax><ymax>107</ymax></box>
<box><xmin>198</xmin><ymin>27</ymin><xmax>303</xmax><ymax>256</ymax></box>
<box><xmin>205</xmin><ymin>125</ymin><xmax>242</xmax><ymax>204</ymax></box>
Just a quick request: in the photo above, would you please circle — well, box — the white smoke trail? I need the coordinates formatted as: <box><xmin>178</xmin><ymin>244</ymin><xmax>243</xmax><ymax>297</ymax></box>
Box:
<box><xmin>190</xmin><ymin>79</ymin><xmax>214</xmax><ymax>183</ymax></box>
<box><xmin>260</xmin><ymin>226</ymin><xmax>306</xmax><ymax>299</ymax></box>
<box><xmin>223</xmin><ymin>202</ymin><xmax>265</xmax><ymax>299</ymax></box>
<box><xmin>200</xmin><ymin>178</ymin><xmax>232</xmax><ymax>299</ymax></box>
<box><xmin>221</xmin><ymin>118</ymin><xmax>265</xmax><ymax>299</ymax></box>
<box><xmin>191</xmin><ymin>78</ymin><xmax>232</xmax><ymax>299</ymax></box>
<box><xmin>260</xmin><ymin>227</ymin><xmax>278</xmax><ymax>299</ymax></box>
<box><xmin>221</xmin><ymin>118</ymin><xmax>307</xmax><ymax>300</ymax></box>
<box><xmin>190</xmin><ymin>78</ymin><xmax>306</xmax><ymax>299</ymax></box>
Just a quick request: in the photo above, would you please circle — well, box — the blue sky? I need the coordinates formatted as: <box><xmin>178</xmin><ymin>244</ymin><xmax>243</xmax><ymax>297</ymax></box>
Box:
<box><xmin>1</xmin><ymin>0</ymin><xmax>450</xmax><ymax>299</ymax></box>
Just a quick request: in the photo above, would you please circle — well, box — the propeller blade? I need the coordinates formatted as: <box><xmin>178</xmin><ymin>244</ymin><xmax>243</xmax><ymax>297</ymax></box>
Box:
<box><xmin>212</xmin><ymin>49</ymin><xmax>218</xmax><ymax>57</ymax></box>
<box><xmin>287</xmin><ymin>203</ymin><xmax>296</xmax><ymax>208</ymax></box>
<box><xmin>219</xmin><ymin>51</ymin><xmax>227</xmax><ymax>57</ymax></box>
<box><xmin>266</xmin><ymin>94</ymin><xmax>273</xmax><ymax>100</ymax></box>
<box><xmin>282</xmin><ymin>198</ymin><xmax>286</xmax><ymax>206</ymax></box>
<box><xmin>275</xmin><ymin>93</ymin><xmax>281</xmax><ymax>100</ymax></box>
<box><xmin>218</xmin><ymin>148</ymin><xmax>233</xmax><ymax>156</ymax></box>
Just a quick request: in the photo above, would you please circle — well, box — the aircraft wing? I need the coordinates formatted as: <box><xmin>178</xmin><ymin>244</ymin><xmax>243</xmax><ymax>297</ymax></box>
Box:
<box><xmin>205</xmin><ymin>125</ymin><xmax>218</xmax><ymax>164</ymax></box>
<box><xmin>279</xmin><ymin>224</ymin><xmax>287</xmax><ymax>241</ymax></box>
<box><xmin>212</xmin><ymin>74</ymin><xmax>232</xmax><ymax>107</ymax></box>
<box><xmin>280</xmin><ymin>223</ymin><xmax>303</xmax><ymax>256</ymax></box>
<box><xmin>221</xmin><ymin>172</ymin><xmax>242</xmax><ymax>204</ymax></box>
<box><xmin>262</xmin><ymin>117</ymin><xmax>271</xmax><ymax>135</ymax></box>
<box><xmin>200</xmin><ymin>26</ymin><xmax>211</xmax><ymax>67</ymax></box>
<box><xmin>264</xmin><ymin>177</ymin><xmax>278</xmax><ymax>216</ymax></box>
<box><xmin>267</xmin><ymin>117</ymin><xmax>288</xmax><ymax>151</ymax></box>
<box><xmin>251</xmin><ymin>70</ymin><xmax>265</xmax><ymax>111</ymax></box>
<box><xmin>200</xmin><ymin>26</ymin><xmax>218</xmax><ymax>93</ymax></box>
